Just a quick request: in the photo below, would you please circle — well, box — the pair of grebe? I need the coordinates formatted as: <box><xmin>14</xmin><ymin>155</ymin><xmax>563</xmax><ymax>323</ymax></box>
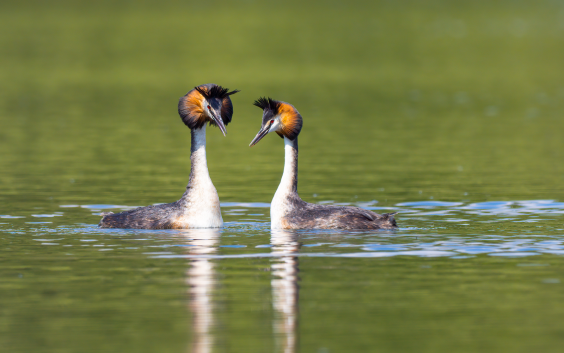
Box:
<box><xmin>99</xmin><ymin>84</ymin><xmax>397</xmax><ymax>230</ymax></box>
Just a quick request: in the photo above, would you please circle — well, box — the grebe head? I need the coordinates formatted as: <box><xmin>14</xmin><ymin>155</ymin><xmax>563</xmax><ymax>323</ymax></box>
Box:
<box><xmin>249</xmin><ymin>97</ymin><xmax>303</xmax><ymax>146</ymax></box>
<box><xmin>178</xmin><ymin>83</ymin><xmax>240</xmax><ymax>136</ymax></box>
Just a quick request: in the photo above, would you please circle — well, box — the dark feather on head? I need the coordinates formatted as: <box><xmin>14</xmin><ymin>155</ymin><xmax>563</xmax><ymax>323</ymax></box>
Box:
<box><xmin>253</xmin><ymin>97</ymin><xmax>281</xmax><ymax>114</ymax></box>
<box><xmin>252</xmin><ymin>97</ymin><xmax>303</xmax><ymax>141</ymax></box>
<box><xmin>195</xmin><ymin>84</ymin><xmax>239</xmax><ymax>100</ymax></box>
<box><xmin>178</xmin><ymin>83</ymin><xmax>239</xmax><ymax>130</ymax></box>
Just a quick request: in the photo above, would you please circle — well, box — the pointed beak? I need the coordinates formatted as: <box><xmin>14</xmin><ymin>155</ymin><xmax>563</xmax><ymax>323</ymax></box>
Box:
<box><xmin>210</xmin><ymin>110</ymin><xmax>227</xmax><ymax>136</ymax></box>
<box><xmin>249</xmin><ymin>121</ymin><xmax>273</xmax><ymax>147</ymax></box>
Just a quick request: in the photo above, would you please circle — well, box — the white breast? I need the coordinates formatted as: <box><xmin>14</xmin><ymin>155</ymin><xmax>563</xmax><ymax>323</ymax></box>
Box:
<box><xmin>181</xmin><ymin>180</ymin><xmax>223</xmax><ymax>228</ymax></box>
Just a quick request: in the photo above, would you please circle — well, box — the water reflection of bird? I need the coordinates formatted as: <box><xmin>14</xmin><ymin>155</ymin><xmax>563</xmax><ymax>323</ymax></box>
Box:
<box><xmin>250</xmin><ymin>97</ymin><xmax>398</xmax><ymax>230</ymax></box>
<box><xmin>99</xmin><ymin>84</ymin><xmax>239</xmax><ymax>229</ymax></box>
<box><xmin>271</xmin><ymin>230</ymin><xmax>300</xmax><ymax>353</ymax></box>
<box><xmin>184</xmin><ymin>229</ymin><xmax>220</xmax><ymax>353</ymax></box>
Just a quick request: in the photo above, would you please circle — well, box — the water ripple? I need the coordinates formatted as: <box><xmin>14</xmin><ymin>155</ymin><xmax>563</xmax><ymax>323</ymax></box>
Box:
<box><xmin>1</xmin><ymin>199</ymin><xmax>563</xmax><ymax>259</ymax></box>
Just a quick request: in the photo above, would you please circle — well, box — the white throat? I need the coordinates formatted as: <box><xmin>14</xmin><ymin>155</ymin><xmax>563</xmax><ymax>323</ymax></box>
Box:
<box><xmin>271</xmin><ymin>137</ymin><xmax>298</xmax><ymax>229</ymax></box>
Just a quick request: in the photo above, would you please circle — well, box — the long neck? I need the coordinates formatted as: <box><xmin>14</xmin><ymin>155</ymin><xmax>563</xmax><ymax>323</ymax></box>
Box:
<box><xmin>177</xmin><ymin>125</ymin><xmax>223</xmax><ymax>227</ymax></box>
<box><xmin>276</xmin><ymin>137</ymin><xmax>298</xmax><ymax>197</ymax></box>
<box><xmin>189</xmin><ymin>125</ymin><xmax>210</xmax><ymax>183</ymax></box>
<box><xmin>271</xmin><ymin>137</ymin><xmax>300</xmax><ymax>228</ymax></box>
<box><xmin>179</xmin><ymin>125</ymin><xmax>214</xmax><ymax>204</ymax></box>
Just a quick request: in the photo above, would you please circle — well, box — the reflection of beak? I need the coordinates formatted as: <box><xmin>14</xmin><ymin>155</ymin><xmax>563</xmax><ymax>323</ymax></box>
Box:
<box><xmin>210</xmin><ymin>110</ymin><xmax>227</xmax><ymax>136</ymax></box>
<box><xmin>249</xmin><ymin>121</ymin><xmax>273</xmax><ymax>147</ymax></box>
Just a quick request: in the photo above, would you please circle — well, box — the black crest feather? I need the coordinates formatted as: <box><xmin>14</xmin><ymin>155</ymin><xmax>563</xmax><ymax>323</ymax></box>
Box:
<box><xmin>195</xmin><ymin>85</ymin><xmax>239</xmax><ymax>100</ymax></box>
<box><xmin>178</xmin><ymin>83</ymin><xmax>239</xmax><ymax>130</ymax></box>
<box><xmin>253</xmin><ymin>97</ymin><xmax>280</xmax><ymax>113</ymax></box>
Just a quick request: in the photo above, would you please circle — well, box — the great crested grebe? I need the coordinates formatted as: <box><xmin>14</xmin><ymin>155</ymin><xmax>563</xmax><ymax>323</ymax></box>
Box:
<box><xmin>249</xmin><ymin>97</ymin><xmax>398</xmax><ymax>230</ymax></box>
<box><xmin>99</xmin><ymin>83</ymin><xmax>239</xmax><ymax>229</ymax></box>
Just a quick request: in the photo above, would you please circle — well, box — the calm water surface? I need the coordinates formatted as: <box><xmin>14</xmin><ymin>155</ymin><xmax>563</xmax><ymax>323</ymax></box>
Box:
<box><xmin>2</xmin><ymin>201</ymin><xmax>564</xmax><ymax>352</ymax></box>
<box><xmin>2</xmin><ymin>1</ymin><xmax>564</xmax><ymax>352</ymax></box>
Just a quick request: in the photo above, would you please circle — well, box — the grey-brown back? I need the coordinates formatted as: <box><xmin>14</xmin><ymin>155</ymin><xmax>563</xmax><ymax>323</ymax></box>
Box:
<box><xmin>98</xmin><ymin>202</ymin><xmax>183</xmax><ymax>229</ymax></box>
<box><xmin>283</xmin><ymin>194</ymin><xmax>397</xmax><ymax>230</ymax></box>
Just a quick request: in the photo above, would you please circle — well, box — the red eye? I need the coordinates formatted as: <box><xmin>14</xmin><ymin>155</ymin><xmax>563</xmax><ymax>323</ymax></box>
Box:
<box><xmin>270</xmin><ymin>120</ymin><xmax>274</xmax><ymax>123</ymax></box>
<box><xmin>207</xmin><ymin>105</ymin><xmax>211</xmax><ymax>110</ymax></box>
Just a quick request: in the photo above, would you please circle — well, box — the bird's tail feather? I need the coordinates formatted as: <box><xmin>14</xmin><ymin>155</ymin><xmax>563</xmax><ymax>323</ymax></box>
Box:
<box><xmin>382</xmin><ymin>212</ymin><xmax>398</xmax><ymax>227</ymax></box>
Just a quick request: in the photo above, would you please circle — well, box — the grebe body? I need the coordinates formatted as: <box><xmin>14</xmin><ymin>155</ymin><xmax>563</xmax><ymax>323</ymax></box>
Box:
<box><xmin>99</xmin><ymin>84</ymin><xmax>239</xmax><ymax>229</ymax></box>
<box><xmin>250</xmin><ymin>97</ymin><xmax>397</xmax><ymax>230</ymax></box>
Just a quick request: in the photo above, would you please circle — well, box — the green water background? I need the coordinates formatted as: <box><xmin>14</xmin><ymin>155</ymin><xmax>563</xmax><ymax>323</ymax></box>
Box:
<box><xmin>1</xmin><ymin>0</ymin><xmax>564</xmax><ymax>352</ymax></box>
<box><xmin>3</xmin><ymin>0</ymin><xmax>564</xmax><ymax>207</ymax></box>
